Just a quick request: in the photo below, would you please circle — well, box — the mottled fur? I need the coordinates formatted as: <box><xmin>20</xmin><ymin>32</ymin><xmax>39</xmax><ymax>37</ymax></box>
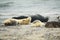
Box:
<box><xmin>3</xmin><ymin>17</ymin><xmax>31</xmax><ymax>26</ymax></box>
<box><xmin>31</xmin><ymin>20</ymin><xmax>45</xmax><ymax>27</ymax></box>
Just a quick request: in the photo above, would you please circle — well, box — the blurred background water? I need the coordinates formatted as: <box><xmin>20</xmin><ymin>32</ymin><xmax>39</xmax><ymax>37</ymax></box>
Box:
<box><xmin>0</xmin><ymin>0</ymin><xmax>60</xmax><ymax>24</ymax></box>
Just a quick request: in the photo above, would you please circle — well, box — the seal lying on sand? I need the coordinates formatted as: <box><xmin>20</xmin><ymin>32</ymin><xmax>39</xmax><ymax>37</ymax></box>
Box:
<box><xmin>3</xmin><ymin>17</ymin><xmax>31</xmax><ymax>26</ymax></box>
<box><xmin>45</xmin><ymin>21</ymin><xmax>60</xmax><ymax>28</ymax></box>
<box><xmin>3</xmin><ymin>14</ymin><xmax>48</xmax><ymax>26</ymax></box>
<box><xmin>12</xmin><ymin>14</ymin><xmax>49</xmax><ymax>22</ymax></box>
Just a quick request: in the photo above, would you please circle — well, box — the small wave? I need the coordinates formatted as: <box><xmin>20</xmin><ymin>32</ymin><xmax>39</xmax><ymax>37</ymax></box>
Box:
<box><xmin>0</xmin><ymin>2</ymin><xmax>14</xmax><ymax>8</ymax></box>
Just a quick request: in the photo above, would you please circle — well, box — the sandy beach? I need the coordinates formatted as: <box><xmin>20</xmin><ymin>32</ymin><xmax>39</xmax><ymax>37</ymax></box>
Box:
<box><xmin>0</xmin><ymin>26</ymin><xmax>60</xmax><ymax>40</ymax></box>
<box><xmin>0</xmin><ymin>14</ymin><xmax>60</xmax><ymax>40</ymax></box>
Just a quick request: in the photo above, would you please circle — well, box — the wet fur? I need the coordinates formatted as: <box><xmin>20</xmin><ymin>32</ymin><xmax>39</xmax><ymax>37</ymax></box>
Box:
<box><xmin>12</xmin><ymin>14</ymin><xmax>49</xmax><ymax>22</ymax></box>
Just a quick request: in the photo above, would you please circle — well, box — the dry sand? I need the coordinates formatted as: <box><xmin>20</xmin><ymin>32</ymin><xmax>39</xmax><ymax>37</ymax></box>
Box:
<box><xmin>0</xmin><ymin>25</ymin><xmax>60</xmax><ymax>40</ymax></box>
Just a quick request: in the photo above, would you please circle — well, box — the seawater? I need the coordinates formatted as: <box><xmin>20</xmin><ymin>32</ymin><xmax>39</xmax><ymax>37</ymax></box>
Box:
<box><xmin>0</xmin><ymin>0</ymin><xmax>60</xmax><ymax>24</ymax></box>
